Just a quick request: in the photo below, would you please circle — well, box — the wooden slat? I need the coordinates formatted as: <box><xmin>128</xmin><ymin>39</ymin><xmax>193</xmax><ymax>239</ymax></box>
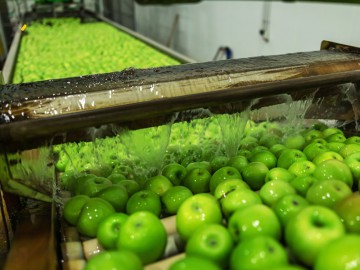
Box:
<box><xmin>145</xmin><ymin>253</ymin><xmax>185</xmax><ymax>270</ymax></box>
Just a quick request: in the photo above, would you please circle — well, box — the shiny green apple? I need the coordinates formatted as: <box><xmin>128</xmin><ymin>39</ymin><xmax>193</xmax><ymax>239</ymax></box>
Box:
<box><xmin>285</xmin><ymin>205</ymin><xmax>345</xmax><ymax>267</ymax></box>
<box><xmin>176</xmin><ymin>194</ymin><xmax>223</xmax><ymax>241</ymax></box>
<box><xmin>228</xmin><ymin>204</ymin><xmax>281</xmax><ymax>243</ymax></box>
<box><xmin>230</xmin><ymin>236</ymin><xmax>288</xmax><ymax>270</ymax></box>
<box><xmin>314</xmin><ymin>234</ymin><xmax>360</xmax><ymax>270</ymax></box>
<box><xmin>272</xmin><ymin>193</ymin><xmax>309</xmax><ymax>227</ymax></box>
<box><xmin>209</xmin><ymin>166</ymin><xmax>242</xmax><ymax>194</ymax></box>
<box><xmin>312</xmin><ymin>159</ymin><xmax>353</xmax><ymax>188</ymax></box>
<box><xmin>185</xmin><ymin>224</ymin><xmax>233</xmax><ymax>268</ymax></box>
<box><xmin>259</xmin><ymin>179</ymin><xmax>297</xmax><ymax>207</ymax></box>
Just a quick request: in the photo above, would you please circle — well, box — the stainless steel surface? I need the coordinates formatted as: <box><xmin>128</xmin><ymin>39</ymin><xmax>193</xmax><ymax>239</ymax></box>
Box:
<box><xmin>2</xmin><ymin>27</ymin><xmax>21</xmax><ymax>84</ymax></box>
<box><xmin>92</xmin><ymin>13</ymin><xmax>196</xmax><ymax>64</ymax></box>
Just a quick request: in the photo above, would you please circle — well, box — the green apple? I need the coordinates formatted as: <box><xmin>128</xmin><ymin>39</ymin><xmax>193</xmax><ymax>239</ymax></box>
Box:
<box><xmin>230</xmin><ymin>236</ymin><xmax>288</xmax><ymax>270</ymax></box>
<box><xmin>239</xmin><ymin>141</ymin><xmax>258</xmax><ymax>152</ymax></box>
<box><xmin>76</xmin><ymin>175</ymin><xmax>112</xmax><ymax>197</ymax></box>
<box><xmin>239</xmin><ymin>135</ymin><xmax>258</xmax><ymax>148</ymax></box>
<box><xmin>270</xmin><ymin>144</ymin><xmax>288</xmax><ymax>158</ymax></box>
<box><xmin>265</xmin><ymin>167</ymin><xmax>295</xmax><ymax>183</ymax></box>
<box><xmin>180</xmin><ymin>144</ymin><xmax>202</xmax><ymax>161</ymax></box>
<box><xmin>165</xmin><ymin>145</ymin><xmax>182</xmax><ymax>164</ymax></box>
<box><xmin>277</xmin><ymin>149</ymin><xmax>307</xmax><ymax>169</ymax></box>
<box><xmin>270</xmin><ymin>266</ymin><xmax>307</xmax><ymax>270</ymax></box>
<box><xmin>285</xmin><ymin>205</ymin><xmax>345</xmax><ymax>267</ymax></box>
<box><xmin>117</xmin><ymin>211</ymin><xmax>167</xmax><ymax>264</ymax></box>
<box><xmin>287</xmin><ymin>160</ymin><xmax>316</xmax><ymax>177</ymax></box>
<box><xmin>186</xmin><ymin>161</ymin><xmax>212</xmax><ymax>173</ymax></box>
<box><xmin>312</xmin><ymin>151</ymin><xmax>344</xmax><ymax>165</ymax></box>
<box><xmin>344</xmin><ymin>152</ymin><xmax>360</xmax><ymax>182</ymax></box>
<box><xmin>176</xmin><ymin>193</ymin><xmax>223</xmax><ymax>241</ymax></box>
<box><xmin>309</xmin><ymin>138</ymin><xmax>328</xmax><ymax>145</ymax></box>
<box><xmin>241</xmin><ymin>162</ymin><xmax>269</xmax><ymax>190</ymax></box>
<box><xmin>333</xmin><ymin>192</ymin><xmax>360</xmax><ymax>233</ymax></box>
<box><xmin>259</xmin><ymin>179</ymin><xmax>297</xmax><ymax>207</ymax></box>
<box><xmin>290</xmin><ymin>175</ymin><xmax>318</xmax><ymax>197</ymax></box>
<box><xmin>252</xmin><ymin>145</ymin><xmax>269</xmax><ymax>154</ymax></box>
<box><xmin>96</xmin><ymin>212</ymin><xmax>128</xmax><ymax>250</ymax></box>
<box><xmin>249</xmin><ymin>150</ymin><xmax>277</xmax><ymax>169</ymax></box>
<box><xmin>314</xmin><ymin>234</ymin><xmax>360</xmax><ymax>270</ymax></box>
<box><xmin>83</xmin><ymin>163</ymin><xmax>113</xmax><ymax>178</ymax></box>
<box><xmin>95</xmin><ymin>184</ymin><xmax>129</xmax><ymax>212</ymax></box>
<box><xmin>322</xmin><ymin>127</ymin><xmax>344</xmax><ymax>138</ymax></box>
<box><xmin>312</xmin><ymin>159</ymin><xmax>353</xmax><ymax>188</ymax></box>
<box><xmin>259</xmin><ymin>133</ymin><xmax>282</xmax><ymax>149</ymax></box>
<box><xmin>227</xmin><ymin>155</ymin><xmax>248</xmax><ymax>173</ymax></box>
<box><xmin>63</xmin><ymin>194</ymin><xmax>90</xmax><ymax>226</ymax></box>
<box><xmin>116</xmin><ymin>180</ymin><xmax>141</xmax><ymax>197</ymax></box>
<box><xmin>338</xmin><ymin>143</ymin><xmax>360</xmax><ymax>158</ymax></box>
<box><xmin>214</xmin><ymin>179</ymin><xmax>250</xmax><ymax>201</ymax></box>
<box><xmin>69</xmin><ymin>173</ymin><xmax>102</xmax><ymax>196</ymax></box>
<box><xmin>112</xmin><ymin>165</ymin><xmax>135</xmax><ymax>180</ymax></box>
<box><xmin>84</xmin><ymin>250</ymin><xmax>143</xmax><ymax>270</ymax></box>
<box><xmin>161</xmin><ymin>163</ymin><xmax>187</xmax><ymax>186</ymax></box>
<box><xmin>107</xmin><ymin>173</ymin><xmax>126</xmax><ymax>184</ymax></box>
<box><xmin>306</xmin><ymin>179</ymin><xmax>352</xmax><ymax>208</ymax></box>
<box><xmin>237</xmin><ymin>149</ymin><xmax>252</xmax><ymax>160</ymax></box>
<box><xmin>345</xmin><ymin>135</ymin><xmax>360</xmax><ymax>144</ymax></box>
<box><xmin>228</xmin><ymin>204</ymin><xmax>281</xmax><ymax>243</ymax></box>
<box><xmin>272</xmin><ymin>194</ymin><xmax>309</xmax><ymax>227</ymax></box>
<box><xmin>185</xmin><ymin>224</ymin><xmax>233</xmax><ymax>268</ymax></box>
<box><xmin>182</xmin><ymin>168</ymin><xmax>212</xmax><ymax>194</ymax></box>
<box><xmin>326</xmin><ymin>142</ymin><xmax>345</xmax><ymax>152</ymax></box>
<box><xmin>283</xmin><ymin>133</ymin><xmax>306</xmax><ymax>150</ymax></box>
<box><xmin>143</xmin><ymin>175</ymin><xmax>173</xmax><ymax>197</ymax></box>
<box><xmin>304</xmin><ymin>129</ymin><xmax>323</xmax><ymax>144</ymax></box>
<box><xmin>161</xmin><ymin>186</ymin><xmax>193</xmax><ymax>215</ymax></box>
<box><xmin>76</xmin><ymin>197</ymin><xmax>115</xmax><ymax>238</ymax></box>
<box><xmin>169</xmin><ymin>256</ymin><xmax>221</xmax><ymax>270</ymax></box>
<box><xmin>262</xmin><ymin>121</ymin><xmax>282</xmax><ymax>132</ymax></box>
<box><xmin>210</xmin><ymin>155</ymin><xmax>231</xmax><ymax>172</ymax></box>
<box><xmin>220</xmin><ymin>188</ymin><xmax>262</xmax><ymax>218</ymax></box>
<box><xmin>209</xmin><ymin>166</ymin><xmax>242</xmax><ymax>194</ymax></box>
<box><xmin>126</xmin><ymin>190</ymin><xmax>162</xmax><ymax>217</ymax></box>
<box><xmin>245</xmin><ymin>123</ymin><xmax>266</xmax><ymax>139</ymax></box>
<box><xmin>180</xmin><ymin>151</ymin><xmax>202</xmax><ymax>167</ymax></box>
<box><xmin>303</xmin><ymin>142</ymin><xmax>329</xmax><ymax>161</ymax></box>
<box><xmin>325</xmin><ymin>133</ymin><xmax>347</xmax><ymax>143</ymax></box>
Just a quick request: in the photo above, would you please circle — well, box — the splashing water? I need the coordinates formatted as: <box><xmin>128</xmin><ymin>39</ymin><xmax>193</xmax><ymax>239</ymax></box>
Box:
<box><xmin>341</xmin><ymin>83</ymin><xmax>360</xmax><ymax>131</ymax></box>
<box><xmin>216</xmin><ymin>108</ymin><xmax>250</xmax><ymax>158</ymax></box>
<box><xmin>116</xmin><ymin>124</ymin><xmax>172</xmax><ymax>180</ymax></box>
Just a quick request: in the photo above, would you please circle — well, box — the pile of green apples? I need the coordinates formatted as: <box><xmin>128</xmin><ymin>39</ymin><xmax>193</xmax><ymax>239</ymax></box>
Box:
<box><xmin>60</xmin><ymin>117</ymin><xmax>360</xmax><ymax>270</ymax></box>
<box><xmin>12</xmin><ymin>18</ymin><xmax>180</xmax><ymax>83</ymax></box>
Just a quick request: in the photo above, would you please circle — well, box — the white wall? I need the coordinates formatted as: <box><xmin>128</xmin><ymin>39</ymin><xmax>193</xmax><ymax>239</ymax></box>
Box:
<box><xmin>134</xmin><ymin>1</ymin><xmax>360</xmax><ymax>62</ymax></box>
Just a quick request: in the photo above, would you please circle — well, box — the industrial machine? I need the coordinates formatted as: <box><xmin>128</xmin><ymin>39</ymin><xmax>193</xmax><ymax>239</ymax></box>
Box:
<box><xmin>0</xmin><ymin>38</ymin><xmax>359</xmax><ymax>269</ymax></box>
<box><xmin>0</xmin><ymin>1</ymin><xmax>360</xmax><ymax>269</ymax></box>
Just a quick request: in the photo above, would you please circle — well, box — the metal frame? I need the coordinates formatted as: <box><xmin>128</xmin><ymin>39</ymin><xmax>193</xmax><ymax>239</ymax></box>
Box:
<box><xmin>0</xmin><ymin>9</ymin><xmax>195</xmax><ymax>85</ymax></box>
<box><xmin>1</xmin><ymin>27</ymin><xmax>21</xmax><ymax>84</ymax></box>
<box><xmin>1</xmin><ymin>42</ymin><xmax>360</xmax><ymax>151</ymax></box>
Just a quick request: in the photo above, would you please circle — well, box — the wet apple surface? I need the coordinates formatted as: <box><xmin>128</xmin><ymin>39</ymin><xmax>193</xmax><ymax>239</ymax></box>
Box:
<box><xmin>58</xmin><ymin>118</ymin><xmax>360</xmax><ymax>269</ymax></box>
